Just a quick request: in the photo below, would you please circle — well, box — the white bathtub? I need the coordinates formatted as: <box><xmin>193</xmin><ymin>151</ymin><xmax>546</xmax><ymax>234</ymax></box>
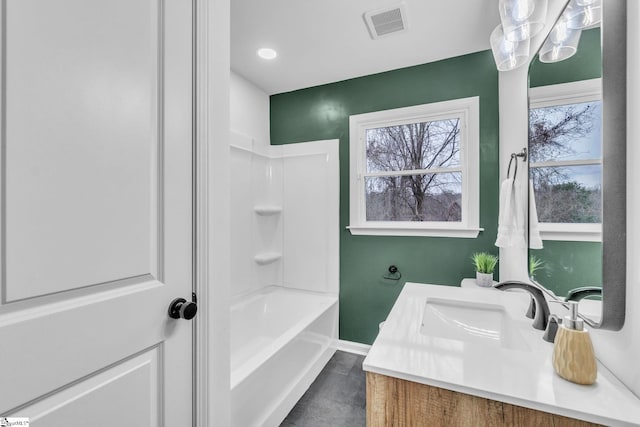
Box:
<box><xmin>230</xmin><ymin>286</ymin><xmax>338</xmax><ymax>427</ymax></box>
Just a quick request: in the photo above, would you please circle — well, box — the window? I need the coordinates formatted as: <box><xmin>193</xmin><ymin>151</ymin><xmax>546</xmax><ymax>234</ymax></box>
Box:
<box><xmin>529</xmin><ymin>79</ymin><xmax>602</xmax><ymax>242</ymax></box>
<box><xmin>348</xmin><ymin>97</ymin><xmax>481</xmax><ymax>237</ymax></box>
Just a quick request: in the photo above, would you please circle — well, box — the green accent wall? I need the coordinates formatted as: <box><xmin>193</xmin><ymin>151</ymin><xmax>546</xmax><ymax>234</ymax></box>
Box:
<box><xmin>529</xmin><ymin>27</ymin><xmax>603</xmax><ymax>298</ymax></box>
<box><xmin>529</xmin><ymin>28</ymin><xmax>601</xmax><ymax>88</ymax></box>
<box><xmin>270</xmin><ymin>50</ymin><xmax>499</xmax><ymax>344</ymax></box>
<box><xmin>531</xmin><ymin>241</ymin><xmax>602</xmax><ymax>297</ymax></box>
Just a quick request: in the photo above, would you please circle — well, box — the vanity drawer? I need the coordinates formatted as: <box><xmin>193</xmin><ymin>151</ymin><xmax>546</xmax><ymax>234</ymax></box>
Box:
<box><xmin>366</xmin><ymin>372</ymin><xmax>601</xmax><ymax>427</ymax></box>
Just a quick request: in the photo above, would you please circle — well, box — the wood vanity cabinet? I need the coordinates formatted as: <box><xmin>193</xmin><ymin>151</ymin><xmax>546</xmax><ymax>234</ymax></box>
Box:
<box><xmin>366</xmin><ymin>372</ymin><xmax>602</xmax><ymax>427</ymax></box>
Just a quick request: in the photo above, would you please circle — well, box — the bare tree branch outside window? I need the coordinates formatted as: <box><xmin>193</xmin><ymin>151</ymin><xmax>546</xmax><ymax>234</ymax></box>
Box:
<box><xmin>364</xmin><ymin>119</ymin><xmax>462</xmax><ymax>222</ymax></box>
<box><xmin>529</xmin><ymin>101</ymin><xmax>602</xmax><ymax>223</ymax></box>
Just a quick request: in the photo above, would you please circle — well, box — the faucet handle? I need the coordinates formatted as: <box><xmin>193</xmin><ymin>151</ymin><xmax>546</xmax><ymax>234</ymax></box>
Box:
<box><xmin>493</xmin><ymin>281</ymin><xmax>550</xmax><ymax>330</ymax></box>
<box><xmin>525</xmin><ymin>296</ymin><xmax>536</xmax><ymax>319</ymax></box>
<box><xmin>543</xmin><ymin>314</ymin><xmax>562</xmax><ymax>343</ymax></box>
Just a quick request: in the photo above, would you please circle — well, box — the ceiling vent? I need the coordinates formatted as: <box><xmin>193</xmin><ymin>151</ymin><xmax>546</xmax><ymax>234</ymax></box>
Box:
<box><xmin>364</xmin><ymin>4</ymin><xmax>408</xmax><ymax>40</ymax></box>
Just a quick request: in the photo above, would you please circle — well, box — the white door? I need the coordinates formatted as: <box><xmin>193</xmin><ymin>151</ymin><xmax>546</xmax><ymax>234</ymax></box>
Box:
<box><xmin>0</xmin><ymin>0</ymin><xmax>195</xmax><ymax>425</ymax></box>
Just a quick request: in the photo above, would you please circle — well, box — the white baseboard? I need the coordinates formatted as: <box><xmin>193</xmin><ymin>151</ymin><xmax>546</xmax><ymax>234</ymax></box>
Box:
<box><xmin>337</xmin><ymin>339</ymin><xmax>371</xmax><ymax>356</ymax></box>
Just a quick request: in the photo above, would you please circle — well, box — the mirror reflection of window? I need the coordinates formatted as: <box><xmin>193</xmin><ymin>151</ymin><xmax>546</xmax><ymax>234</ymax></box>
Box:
<box><xmin>529</xmin><ymin>97</ymin><xmax>602</xmax><ymax>225</ymax></box>
<box><xmin>527</xmin><ymin>25</ymin><xmax>602</xmax><ymax>302</ymax></box>
<box><xmin>528</xmin><ymin>78</ymin><xmax>602</xmax><ymax>241</ymax></box>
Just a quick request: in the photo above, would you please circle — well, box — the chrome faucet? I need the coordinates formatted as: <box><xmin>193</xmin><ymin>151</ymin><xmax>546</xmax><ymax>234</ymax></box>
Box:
<box><xmin>565</xmin><ymin>286</ymin><xmax>602</xmax><ymax>302</ymax></box>
<box><xmin>537</xmin><ymin>288</ymin><xmax>602</xmax><ymax>343</ymax></box>
<box><xmin>493</xmin><ymin>281</ymin><xmax>550</xmax><ymax>331</ymax></box>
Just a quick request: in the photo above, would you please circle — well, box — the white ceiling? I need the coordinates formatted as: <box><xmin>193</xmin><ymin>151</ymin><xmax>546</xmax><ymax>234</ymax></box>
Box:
<box><xmin>231</xmin><ymin>0</ymin><xmax>501</xmax><ymax>95</ymax></box>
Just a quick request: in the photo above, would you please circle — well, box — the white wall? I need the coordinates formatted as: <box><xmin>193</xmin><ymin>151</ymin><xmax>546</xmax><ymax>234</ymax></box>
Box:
<box><xmin>230</xmin><ymin>71</ymin><xmax>270</xmax><ymax>145</ymax></box>
<box><xmin>498</xmin><ymin>63</ymin><xmax>530</xmax><ymax>283</ymax></box>
<box><xmin>499</xmin><ymin>0</ymin><xmax>640</xmax><ymax>398</ymax></box>
<box><xmin>282</xmin><ymin>140</ymin><xmax>340</xmax><ymax>296</ymax></box>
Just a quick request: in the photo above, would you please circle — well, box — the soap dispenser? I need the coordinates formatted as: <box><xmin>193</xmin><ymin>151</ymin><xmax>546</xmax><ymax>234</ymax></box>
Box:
<box><xmin>552</xmin><ymin>301</ymin><xmax>597</xmax><ymax>385</ymax></box>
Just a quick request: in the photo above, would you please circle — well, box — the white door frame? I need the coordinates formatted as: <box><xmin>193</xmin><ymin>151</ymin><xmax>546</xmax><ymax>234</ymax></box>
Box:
<box><xmin>194</xmin><ymin>0</ymin><xmax>231</xmax><ymax>426</ymax></box>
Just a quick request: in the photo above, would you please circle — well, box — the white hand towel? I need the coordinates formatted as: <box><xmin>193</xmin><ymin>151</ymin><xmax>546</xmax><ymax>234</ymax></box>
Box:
<box><xmin>495</xmin><ymin>177</ymin><xmax>519</xmax><ymax>247</ymax></box>
<box><xmin>495</xmin><ymin>171</ymin><xmax>544</xmax><ymax>249</ymax></box>
<box><xmin>512</xmin><ymin>170</ymin><xmax>528</xmax><ymax>248</ymax></box>
<box><xmin>528</xmin><ymin>179</ymin><xmax>544</xmax><ymax>249</ymax></box>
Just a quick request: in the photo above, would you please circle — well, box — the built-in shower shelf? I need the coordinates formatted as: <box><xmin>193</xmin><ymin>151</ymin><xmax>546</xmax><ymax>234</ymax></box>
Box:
<box><xmin>254</xmin><ymin>205</ymin><xmax>283</xmax><ymax>216</ymax></box>
<box><xmin>254</xmin><ymin>252</ymin><xmax>282</xmax><ymax>265</ymax></box>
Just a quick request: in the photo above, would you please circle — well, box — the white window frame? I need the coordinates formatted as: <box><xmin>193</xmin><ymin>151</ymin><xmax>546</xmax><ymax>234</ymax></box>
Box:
<box><xmin>529</xmin><ymin>78</ymin><xmax>602</xmax><ymax>242</ymax></box>
<box><xmin>347</xmin><ymin>97</ymin><xmax>481</xmax><ymax>238</ymax></box>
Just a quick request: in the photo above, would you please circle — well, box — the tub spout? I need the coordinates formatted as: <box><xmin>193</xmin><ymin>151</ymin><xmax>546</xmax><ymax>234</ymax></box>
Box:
<box><xmin>493</xmin><ymin>281</ymin><xmax>550</xmax><ymax>331</ymax></box>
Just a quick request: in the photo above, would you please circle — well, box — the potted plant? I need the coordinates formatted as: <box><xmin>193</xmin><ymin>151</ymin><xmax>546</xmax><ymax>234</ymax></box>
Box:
<box><xmin>471</xmin><ymin>252</ymin><xmax>498</xmax><ymax>287</ymax></box>
<box><xmin>529</xmin><ymin>255</ymin><xmax>545</xmax><ymax>281</ymax></box>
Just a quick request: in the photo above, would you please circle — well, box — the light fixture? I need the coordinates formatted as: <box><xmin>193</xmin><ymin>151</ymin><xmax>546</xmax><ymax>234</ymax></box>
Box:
<box><xmin>539</xmin><ymin>16</ymin><xmax>583</xmax><ymax>62</ymax></box>
<box><xmin>564</xmin><ymin>0</ymin><xmax>601</xmax><ymax>29</ymax></box>
<box><xmin>499</xmin><ymin>0</ymin><xmax>548</xmax><ymax>42</ymax></box>
<box><xmin>508</xmin><ymin>0</ymin><xmax>535</xmax><ymax>21</ymax></box>
<box><xmin>490</xmin><ymin>24</ymin><xmax>531</xmax><ymax>71</ymax></box>
<box><xmin>257</xmin><ymin>48</ymin><xmax>277</xmax><ymax>60</ymax></box>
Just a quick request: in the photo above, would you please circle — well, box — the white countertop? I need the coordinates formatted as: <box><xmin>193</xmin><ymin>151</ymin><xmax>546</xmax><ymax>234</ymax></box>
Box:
<box><xmin>363</xmin><ymin>282</ymin><xmax>640</xmax><ymax>426</ymax></box>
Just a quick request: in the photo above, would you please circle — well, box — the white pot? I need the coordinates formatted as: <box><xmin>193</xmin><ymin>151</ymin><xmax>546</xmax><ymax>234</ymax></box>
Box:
<box><xmin>475</xmin><ymin>272</ymin><xmax>494</xmax><ymax>287</ymax></box>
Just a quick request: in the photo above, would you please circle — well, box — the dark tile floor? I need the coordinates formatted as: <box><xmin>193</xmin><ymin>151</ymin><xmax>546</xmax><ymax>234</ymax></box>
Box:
<box><xmin>281</xmin><ymin>351</ymin><xmax>367</xmax><ymax>427</ymax></box>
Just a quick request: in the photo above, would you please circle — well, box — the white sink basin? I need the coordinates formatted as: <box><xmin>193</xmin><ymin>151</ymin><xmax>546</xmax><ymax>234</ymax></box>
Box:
<box><xmin>420</xmin><ymin>297</ymin><xmax>530</xmax><ymax>351</ymax></box>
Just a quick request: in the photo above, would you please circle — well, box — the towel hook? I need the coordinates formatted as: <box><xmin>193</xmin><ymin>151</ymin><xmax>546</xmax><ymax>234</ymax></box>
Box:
<box><xmin>507</xmin><ymin>147</ymin><xmax>528</xmax><ymax>179</ymax></box>
<box><xmin>507</xmin><ymin>154</ymin><xmax>518</xmax><ymax>180</ymax></box>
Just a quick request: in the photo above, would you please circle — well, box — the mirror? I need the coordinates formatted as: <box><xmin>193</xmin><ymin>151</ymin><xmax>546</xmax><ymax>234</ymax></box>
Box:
<box><xmin>527</xmin><ymin>0</ymin><xmax>626</xmax><ymax>329</ymax></box>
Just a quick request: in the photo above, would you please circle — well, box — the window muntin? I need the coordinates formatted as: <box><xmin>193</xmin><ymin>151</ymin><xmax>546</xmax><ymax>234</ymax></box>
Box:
<box><xmin>528</xmin><ymin>79</ymin><xmax>602</xmax><ymax>241</ymax></box>
<box><xmin>348</xmin><ymin>98</ymin><xmax>480</xmax><ymax>237</ymax></box>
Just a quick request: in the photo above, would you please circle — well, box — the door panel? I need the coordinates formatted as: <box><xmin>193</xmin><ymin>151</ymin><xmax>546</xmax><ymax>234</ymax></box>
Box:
<box><xmin>4</xmin><ymin>0</ymin><xmax>160</xmax><ymax>300</ymax></box>
<box><xmin>1</xmin><ymin>281</ymin><xmax>167</xmax><ymax>411</ymax></box>
<box><xmin>10</xmin><ymin>348</ymin><xmax>161</xmax><ymax>427</ymax></box>
<box><xmin>0</xmin><ymin>0</ymin><xmax>193</xmax><ymax>423</ymax></box>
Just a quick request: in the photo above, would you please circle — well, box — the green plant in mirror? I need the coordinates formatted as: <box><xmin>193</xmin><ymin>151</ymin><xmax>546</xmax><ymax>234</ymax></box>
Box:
<box><xmin>471</xmin><ymin>252</ymin><xmax>498</xmax><ymax>274</ymax></box>
<box><xmin>529</xmin><ymin>255</ymin><xmax>545</xmax><ymax>279</ymax></box>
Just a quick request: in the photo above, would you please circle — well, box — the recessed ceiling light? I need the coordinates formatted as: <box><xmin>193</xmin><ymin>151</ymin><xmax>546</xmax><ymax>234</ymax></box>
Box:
<box><xmin>257</xmin><ymin>48</ymin><xmax>278</xmax><ymax>60</ymax></box>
